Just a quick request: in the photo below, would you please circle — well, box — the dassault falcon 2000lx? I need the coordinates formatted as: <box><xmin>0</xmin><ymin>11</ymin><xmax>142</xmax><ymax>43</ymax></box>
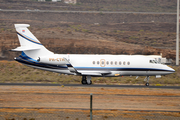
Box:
<box><xmin>11</xmin><ymin>24</ymin><xmax>175</xmax><ymax>86</ymax></box>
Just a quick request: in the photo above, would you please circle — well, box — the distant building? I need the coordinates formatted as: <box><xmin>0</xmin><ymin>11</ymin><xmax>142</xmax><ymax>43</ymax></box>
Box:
<box><xmin>143</xmin><ymin>53</ymin><xmax>172</xmax><ymax>65</ymax></box>
<box><xmin>52</xmin><ymin>0</ymin><xmax>61</xmax><ymax>2</ymax></box>
<box><xmin>64</xmin><ymin>0</ymin><xmax>77</xmax><ymax>4</ymax></box>
<box><xmin>38</xmin><ymin>0</ymin><xmax>61</xmax><ymax>2</ymax></box>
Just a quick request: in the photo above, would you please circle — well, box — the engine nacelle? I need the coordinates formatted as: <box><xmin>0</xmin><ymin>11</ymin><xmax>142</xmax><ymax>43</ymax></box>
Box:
<box><xmin>38</xmin><ymin>55</ymin><xmax>67</xmax><ymax>65</ymax></box>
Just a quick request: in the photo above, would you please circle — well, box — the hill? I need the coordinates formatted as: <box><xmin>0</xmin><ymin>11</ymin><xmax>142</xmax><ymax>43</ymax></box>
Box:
<box><xmin>0</xmin><ymin>0</ymin><xmax>177</xmax><ymax>12</ymax></box>
<box><xmin>0</xmin><ymin>0</ymin><xmax>178</xmax><ymax>62</ymax></box>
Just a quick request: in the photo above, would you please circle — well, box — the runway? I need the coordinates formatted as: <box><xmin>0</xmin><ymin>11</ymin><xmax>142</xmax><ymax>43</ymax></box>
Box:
<box><xmin>0</xmin><ymin>83</ymin><xmax>179</xmax><ymax>89</ymax></box>
<box><xmin>0</xmin><ymin>107</ymin><xmax>179</xmax><ymax>113</ymax></box>
<box><xmin>0</xmin><ymin>9</ymin><xmax>176</xmax><ymax>15</ymax></box>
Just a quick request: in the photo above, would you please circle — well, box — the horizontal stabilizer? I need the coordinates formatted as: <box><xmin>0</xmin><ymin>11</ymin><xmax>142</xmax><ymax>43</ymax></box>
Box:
<box><xmin>11</xmin><ymin>46</ymin><xmax>41</xmax><ymax>51</ymax></box>
<box><xmin>15</xmin><ymin>24</ymin><xmax>30</xmax><ymax>28</ymax></box>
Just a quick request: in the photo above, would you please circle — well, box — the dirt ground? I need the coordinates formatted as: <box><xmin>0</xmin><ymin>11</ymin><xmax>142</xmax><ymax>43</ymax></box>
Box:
<box><xmin>0</xmin><ymin>85</ymin><xmax>180</xmax><ymax>120</ymax></box>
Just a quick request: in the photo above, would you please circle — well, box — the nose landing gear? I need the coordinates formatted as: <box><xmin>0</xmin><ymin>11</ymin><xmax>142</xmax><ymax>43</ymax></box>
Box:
<box><xmin>145</xmin><ymin>82</ymin><xmax>149</xmax><ymax>86</ymax></box>
<box><xmin>144</xmin><ymin>76</ymin><xmax>150</xmax><ymax>86</ymax></box>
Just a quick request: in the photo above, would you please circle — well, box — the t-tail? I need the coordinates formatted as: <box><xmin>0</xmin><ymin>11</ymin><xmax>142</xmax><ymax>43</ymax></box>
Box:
<box><xmin>11</xmin><ymin>24</ymin><xmax>175</xmax><ymax>86</ymax></box>
<box><xmin>12</xmin><ymin>24</ymin><xmax>54</xmax><ymax>61</ymax></box>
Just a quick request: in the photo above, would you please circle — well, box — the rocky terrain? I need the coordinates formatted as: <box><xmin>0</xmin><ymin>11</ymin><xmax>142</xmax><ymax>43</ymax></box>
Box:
<box><xmin>0</xmin><ymin>0</ymin><xmax>178</xmax><ymax>62</ymax></box>
<box><xmin>0</xmin><ymin>0</ymin><xmax>177</xmax><ymax>12</ymax></box>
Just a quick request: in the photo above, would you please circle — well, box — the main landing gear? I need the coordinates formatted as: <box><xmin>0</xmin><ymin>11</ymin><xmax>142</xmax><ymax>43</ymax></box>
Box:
<box><xmin>81</xmin><ymin>76</ymin><xmax>92</xmax><ymax>85</ymax></box>
<box><xmin>144</xmin><ymin>76</ymin><xmax>150</xmax><ymax>86</ymax></box>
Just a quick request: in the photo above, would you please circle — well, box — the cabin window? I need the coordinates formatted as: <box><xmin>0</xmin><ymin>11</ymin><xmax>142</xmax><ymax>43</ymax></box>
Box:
<box><xmin>115</xmin><ymin>61</ymin><xmax>117</xmax><ymax>65</ymax></box>
<box><xmin>127</xmin><ymin>61</ymin><xmax>130</xmax><ymax>65</ymax></box>
<box><xmin>106</xmin><ymin>61</ymin><xmax>109</xmax><ymax>65</ymax></box>
<box><xmin>97</xmin><ymin>61</ymin><xmax>99</xmax><ymax>64</ymax></box>
<box><xmin>119</xmin><ymin>61</ymin><xmax>122</xmax><ymax>65</ymax></box>
<box><xmin>111</xmin><ymin>61</ymin><xmax>113</xmax><ymax>65</ymax></box>
<box><xmin>102</xmin><ymin>61</ymin><xmax>104</xmax><ymax>65</ymax></box>
<box><xmin>93</xmin><ymin>61</ymin><xmax>95</xmax><ymax>64</ymax></box>
<box><xmin>123</xmin><ymin>61</ymin><xmax>126</xmax><ymax>65</ymax></box>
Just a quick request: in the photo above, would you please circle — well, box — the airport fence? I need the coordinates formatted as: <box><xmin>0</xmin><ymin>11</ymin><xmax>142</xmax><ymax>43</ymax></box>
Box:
<box><xmin>0</xmin><ymin>93</ymin><xmax>180</xmax><ymax>120</ymax></box>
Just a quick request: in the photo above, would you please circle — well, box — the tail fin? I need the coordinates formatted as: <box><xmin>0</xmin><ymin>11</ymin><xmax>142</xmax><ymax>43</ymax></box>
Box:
<box><xmin>12</xmin><ymin>24</ymin><xmax>54</xmax><ymax>59</ymax></box>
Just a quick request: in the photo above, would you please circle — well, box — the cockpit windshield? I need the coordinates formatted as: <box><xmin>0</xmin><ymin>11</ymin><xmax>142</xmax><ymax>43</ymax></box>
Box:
<box><xmin>149</xmin><ymin>60</ymin><xmax>160</xmax><ymax>64</ymax></box>
<box><xmin>149</xmin><ymin>60</ymin><xmax>154</xmax><ymax>63</ymax></box>
<box><xmin>153</xmin><ymin>60</ymin><xmax>157</xmax><ymax>63</ymax></box>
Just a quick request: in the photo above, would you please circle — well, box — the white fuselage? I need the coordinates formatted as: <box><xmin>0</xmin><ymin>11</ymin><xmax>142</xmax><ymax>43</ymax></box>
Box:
<box><xmin>17</xmin><ymin>54</ymin><xmax>175</xmax><ymax>77</ymax></box>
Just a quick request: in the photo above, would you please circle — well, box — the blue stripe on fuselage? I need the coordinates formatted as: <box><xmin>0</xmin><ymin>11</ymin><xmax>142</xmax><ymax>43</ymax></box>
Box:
<box><xmin>15</xmin><ymin>52</ymin><xmax>67</xmax><ymax>70</ymax></box>
<box><xmin>20</xmin><ymin>51</ymin><xmax>38</xmax><ymax>63</ymax></box>
<box><xmin>16</xmin><ymin>52</ymin><xmax>174</xmax><ymax>72</ymax></box>
<box><xmin>74</xmin><ymin>67</ymin><xmax>174</xmax><ymax>72</ymax></box>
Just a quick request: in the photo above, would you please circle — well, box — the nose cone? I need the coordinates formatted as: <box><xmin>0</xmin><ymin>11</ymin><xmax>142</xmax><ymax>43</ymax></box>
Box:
<box><xmin>167</xmin><ymin>66</ymin><xmax>175</xmax><ymax>73</ymax></box>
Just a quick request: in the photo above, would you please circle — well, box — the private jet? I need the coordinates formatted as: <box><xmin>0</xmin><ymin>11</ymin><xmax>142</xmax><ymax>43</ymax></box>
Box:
<box><xmin>11</xmin><ymin>24</ymin><xmax>175</xmax><ymax>86</ymax></box>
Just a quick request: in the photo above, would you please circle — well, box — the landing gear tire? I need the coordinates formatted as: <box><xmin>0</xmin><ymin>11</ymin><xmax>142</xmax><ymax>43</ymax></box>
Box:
<box><xmin>87</xmin><ymin>76</ymin><xmax>92</xmax><ymax>85</ymax></box>
<box><xmin>81</xmin><ymin>76</ymin><xmax>92</xmax><ymax>85</ymax></box>
<box><xmin>145</xmin><ymin>82</ymin><xmax>149</xmax><ymax>86</ymax></box>
<box><xmin>87</xmin><ymin>80</ymin><xmax>92</xmax><ymax>85</ymax></box>
<box><xmin>81</xmin><ymin>80</ymin><xmax>87</xmax><ymax>85</ymax></box>
<box><xmin>81</xmin><ymin>76</ymin><xmax>87</xmax><ymax>85</ymax></box>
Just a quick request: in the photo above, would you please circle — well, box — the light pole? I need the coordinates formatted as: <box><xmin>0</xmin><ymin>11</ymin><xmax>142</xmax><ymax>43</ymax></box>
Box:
<box><xmin>176</xmin><ymin>0</ymin><xmax>179</xmax><ymax>65</ymax></box>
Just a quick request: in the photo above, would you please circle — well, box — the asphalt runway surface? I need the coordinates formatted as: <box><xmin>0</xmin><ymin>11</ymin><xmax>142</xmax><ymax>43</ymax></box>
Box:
<box><xmin>0</xmin><ymin>9</ymin><xmax>176</xmax><ymax>15</ymax></box>
<box><xmin>0</xmin><ymin>84</ymin><xmax>180</xmax><ymax>112</ymax></box>
<box><xmin>0</xmin><ymin>83</ymin><xmax>179</xmax><ymax>89</ymax></box>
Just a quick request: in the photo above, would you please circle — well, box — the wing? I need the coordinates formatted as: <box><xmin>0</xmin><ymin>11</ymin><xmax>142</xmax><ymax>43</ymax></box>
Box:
<box><xmin>63</xmin><ymin>57</ymin><xmax>78</xmax><ymax>73</ymax></box>
<box><xmin>63</xmin><ymin>57</ymin><xmax>111</xmax><ymax>76</ymax></box>
<box><xmin>80</xmin><ymin>71</ymin><xmax>111</xmax><ymax>76</ymax></box>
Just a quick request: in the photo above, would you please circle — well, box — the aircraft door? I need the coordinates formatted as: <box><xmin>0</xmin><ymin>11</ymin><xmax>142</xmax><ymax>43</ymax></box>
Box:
<box><xmin>100</xmin><ymin>59</ymin><xmax>106</xmax><ymax>67</ymax></box>
<box><xmin>147</xmin><ymin>60</ymin><xmax>154</xmax><ymax>75</ymax></box>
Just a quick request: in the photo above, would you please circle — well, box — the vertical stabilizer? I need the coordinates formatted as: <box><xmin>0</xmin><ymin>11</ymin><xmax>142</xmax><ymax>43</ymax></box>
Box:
<box><xmin>12</xmin><ymin>24</ymin><xmax>54</xmax><ymax>59</ymax></box>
